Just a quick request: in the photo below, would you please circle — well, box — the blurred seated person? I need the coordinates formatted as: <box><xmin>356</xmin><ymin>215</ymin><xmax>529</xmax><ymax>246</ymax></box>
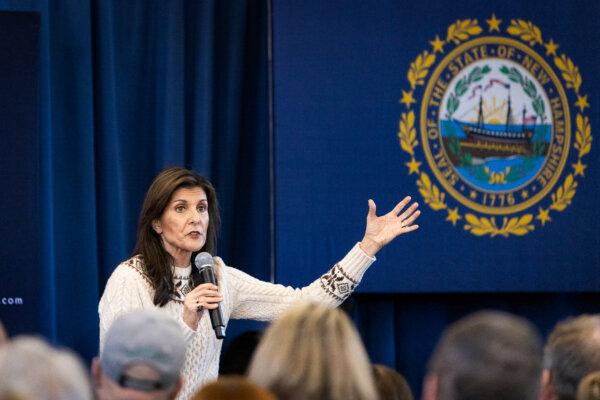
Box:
<box><xmin>247</xmin><ymin>302</ymin><xmax>379</xmax><ymax>400</ymax></box>
<box><xmin>92</xmin><ymin>309</ymin><xmax>186</xmax><ymax>400</ymax></box>
<box><xmin>422</xmin><ymin>310</ymin><xmax>543</xmax><ymax>400</ymax></box>
<box><xmin>0</xmin><ymin>335</ymin><xmax>92</xmax><ymax>399</ymax></box>
<box><xmin>541</xmin><ymin>315</ymin><xmax>600</xmax><ymax>400</ymax></box>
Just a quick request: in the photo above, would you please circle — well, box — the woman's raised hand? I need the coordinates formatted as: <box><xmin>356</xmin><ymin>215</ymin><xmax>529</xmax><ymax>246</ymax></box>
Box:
<box><xmin>359</xmin><ymin>196</ymin><xmax>420</xmax><ymax>257</ymax></box>
<box><xmin>182</xmin><ymin>283</ymin><xmax>223</xmax><ymax>330</ymax></box>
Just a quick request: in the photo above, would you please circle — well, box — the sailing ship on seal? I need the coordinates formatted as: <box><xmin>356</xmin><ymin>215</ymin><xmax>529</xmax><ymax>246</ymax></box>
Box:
<box><xmin>457</xmin><ymin>90</ymin><xmax>535</xmax><ymax>158</ymax></box>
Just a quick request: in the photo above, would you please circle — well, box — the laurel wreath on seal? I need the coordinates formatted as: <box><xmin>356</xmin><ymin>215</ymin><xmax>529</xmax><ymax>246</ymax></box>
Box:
<box><xmin>464</xmin><ymin>214</ymin><xmax>534</xmax><ymax>237</ymax></box>
<box><xmin>408</xmin><ymin>51</ymin><xmax>436</xmax><ymax>90</ymax></box>
<box><xmin>506</xmin><ymin>19</ymin><xmax>542</xmax><ymax>46</ymax></box>
<box><xmin>499</xmin><ymin>66</ymin><xmax>546</xmax><ymax>120</ymax></box>
<box><xmin>575</xmin><ymin>115</ymin><xmax>592</xmax><ymax>158</ymax></box>
<box><xmin>417</xmin><ymin>172</ymin><xmax>447</xmax><ymax>211</ymax></box>
<box><xmin>554</xmin><ymin>54</ymin><xmax>582</xmax><ymax>92</ymax></box>
<box><xmin>447</xmin><ymin>65</ymin><xmax>491</xmax><ymax>118</ymax></box>
<box><xmin>447</xmin><ymin>19</ymin><xmax>483</xmax><ymax>44</ymax></box>
<box><xmin>397</xmin><ymin>17</ymin><xmax>592</xmax><ymax>237</ymax></box>
<box><xmin>549</xmin><ymin>174</ymin><xmax>577</xmax><ymax>211</ymax></box>
<box><xmin>398</xmin><ymin>111</ymin><xmax>418</xmax><ymax>156</ymax></box>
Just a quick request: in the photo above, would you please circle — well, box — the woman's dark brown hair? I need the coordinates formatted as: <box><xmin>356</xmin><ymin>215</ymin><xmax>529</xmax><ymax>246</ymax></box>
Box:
<box><xmin>134</xmin><ymin>167</ymin><xmax>221</xmax><ymax>306</ymax></box>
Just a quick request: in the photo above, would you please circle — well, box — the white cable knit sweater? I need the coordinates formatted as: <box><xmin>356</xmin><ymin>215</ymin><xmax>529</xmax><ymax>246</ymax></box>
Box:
<box><xmin>98</xmin><ymin>243</ymin><xmax>375</xmax><ymax>400</ymax></box>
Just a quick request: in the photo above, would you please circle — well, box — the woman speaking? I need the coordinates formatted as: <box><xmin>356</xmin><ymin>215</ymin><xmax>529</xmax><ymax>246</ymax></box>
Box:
<box><xmin>99</xmin><ymin>167</ymin><xmax>420</xmax><ymax>400</ymax></box>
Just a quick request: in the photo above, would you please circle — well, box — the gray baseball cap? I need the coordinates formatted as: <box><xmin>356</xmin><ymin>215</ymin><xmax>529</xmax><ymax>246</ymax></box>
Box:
<box><xmin>100</xmin><ymin>309</ymin><xmax>186</xmax><ymax>391</ymax></box>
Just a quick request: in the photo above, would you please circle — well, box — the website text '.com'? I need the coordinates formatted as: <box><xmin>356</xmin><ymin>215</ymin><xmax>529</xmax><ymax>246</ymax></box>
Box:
<box><xmin>1</xmin><ymin>297</ymin><xmax>24</xmax><ymax>305</ymax></box>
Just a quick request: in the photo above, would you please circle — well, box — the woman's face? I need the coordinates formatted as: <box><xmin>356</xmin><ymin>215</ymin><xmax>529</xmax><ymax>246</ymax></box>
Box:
<box><xmin>153</xmin><ymin>186</ymin><xmax>209</xmax><ymax>267</ymax></box>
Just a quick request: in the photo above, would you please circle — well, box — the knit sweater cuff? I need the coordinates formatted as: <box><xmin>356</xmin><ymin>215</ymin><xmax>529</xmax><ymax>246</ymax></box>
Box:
<box><xmin>337</xmin><ymin>242</ymin><xmax>376</xmax><ymax>282</ymax></box>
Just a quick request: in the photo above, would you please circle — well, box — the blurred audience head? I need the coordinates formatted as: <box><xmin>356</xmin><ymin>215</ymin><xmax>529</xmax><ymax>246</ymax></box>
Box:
<box><xmin>542</xmin><ymin>314</ymin><xmax>600</xmax><ymax>400</ymax></box>
<box><xmin>0</xmin><ymin>335</ymin><xmax>93</xmax><ymax>400</ymax></box>
<box><xmin>92</xmin><ymin>309</ymin><xmax>186</xmax><ymax>400</ymax></box>
<box><xmin>219</xmin><ymin>330</ymin><xmax>263</xmax><ymax>375</ymax></box>
<box><xmin>372</xmin><ymin>364</ymin><xmax>413</xmax><ymax>400</ymax></box>
<box><xmin>192</xmin><ymin>376</ymin><xmax>275</xmax><ymax>400</ymax></box>
<box><xmin>577</xmin><ymin>371</ymin><xmax>600</xmax><ymax>400</ymax></box>
<box><xmin>423</xmin><ymin>310</ymin><xmax>543</xmax><ymax>400</ymax></box>
<box><xmin>247</xmin><ymin>302</ymin><xmax>378</xmax><ymax>400</ymax></box>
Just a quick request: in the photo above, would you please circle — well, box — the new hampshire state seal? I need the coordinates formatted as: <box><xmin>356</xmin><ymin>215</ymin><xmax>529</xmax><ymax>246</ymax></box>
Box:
<box><xmin>397</xmin><ymin>15</ymin><xmax>592</xmax><ymax>237</ymax></box>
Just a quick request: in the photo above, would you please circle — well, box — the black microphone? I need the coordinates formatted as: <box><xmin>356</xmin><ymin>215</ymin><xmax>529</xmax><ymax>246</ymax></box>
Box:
<box><xmin>194</xmin><ymin>252</ymin><xmax>226</xmax><ymax>339</ymax></box>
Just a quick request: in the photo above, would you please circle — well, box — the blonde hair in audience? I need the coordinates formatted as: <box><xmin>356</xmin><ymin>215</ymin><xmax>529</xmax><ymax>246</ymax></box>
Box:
<box><xmin>247</xmin><ymin>302</ymin><xmax>378</xmax><ymax>400</ymax></box>
<box><xmin>577</xmin><ymin>371</ymin><xmax>600</xmax><ymax>400</ymax></box>
<box><xmin>193</xmin><ymin>376</ymin><xmax>275</xmax><ymax>400</ymax></box>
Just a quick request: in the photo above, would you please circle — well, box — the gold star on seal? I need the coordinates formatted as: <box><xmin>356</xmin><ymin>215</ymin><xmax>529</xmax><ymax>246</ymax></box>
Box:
<box><xmin>405</xmin><ymin>158</ymin><xmax>421</xmax><ymax>175</ymax></box>
<box><xmin>521</xmin><ymin>190</ymin><xmax>529</xmax><ymax>199</ymax></box>
<box><xmin>572</xmin><ymin>159</ymin><xmax>587</xmax><ymax>176</ymax></box>
<box><xmin>486</xmin><ymin>14</ymin><xmax>502</xmax><ymax>32</ymax></box>
<box><xmin>536</xmin><ymin>207</ymin><xmax>551</xmax><ymax>226</ymax></box>
<box><xmin>544</xmin><ymin>39</ymin><xmax>559</xmax><ymax>56</ymax></box>
<box><xmin>446</xmin><ymin>207</ymin><xmax>462</xmax><ymax>226</ymax></box>
<box><xmin>575</xmin><ymin>94</ymin><xmax>590</xmax><ymax>112</ymax></box>
<box><xmin>400</xmin><ymin>90</ymin><xmax>416</xmax><ymax>108</ymax></box>
<box><xmin>469</xmin><ymin>190</ymin><xmax>477</xmax><ymax>200</ymax></box>
<box><xmin>429</xmin><ymin>35</ymin><xmax>445</xmax><ymax>53</ymax></box>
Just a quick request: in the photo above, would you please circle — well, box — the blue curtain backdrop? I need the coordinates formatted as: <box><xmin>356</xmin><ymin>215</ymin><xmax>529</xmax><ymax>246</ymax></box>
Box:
<box><xmin>0</xmin><ymin>0</ymin><xmax>270</xmax><ymax>361</ymax></box>
<box><xmin>0</xmin><ymin>1</ymin><xmax>597</xmax><ymax>398</ymax></box>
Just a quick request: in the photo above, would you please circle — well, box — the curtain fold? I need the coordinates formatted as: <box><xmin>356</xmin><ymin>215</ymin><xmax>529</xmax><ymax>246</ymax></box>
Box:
<box><xmin>0</xmin><ymin>0</ymin><xmax>270</xmax><ymax>361</ymax></box>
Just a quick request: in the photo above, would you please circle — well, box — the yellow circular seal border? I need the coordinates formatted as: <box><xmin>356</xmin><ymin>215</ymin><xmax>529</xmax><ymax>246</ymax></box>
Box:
<box><xmin>397</xmin><ymin>17</ymin><xmax>593</xmax><ymax>237</ymax></box>
<box><xmin>420</xmin><ymin>36</ymin><xmax>571</xmax><ymax>215</ymax></box>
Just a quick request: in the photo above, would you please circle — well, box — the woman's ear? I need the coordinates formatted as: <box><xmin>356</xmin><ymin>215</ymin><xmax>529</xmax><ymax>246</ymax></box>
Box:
<box><xmin>152</xmin><ymin>220</ymin><xmax>163</xmax><ymax>234</ymax></box>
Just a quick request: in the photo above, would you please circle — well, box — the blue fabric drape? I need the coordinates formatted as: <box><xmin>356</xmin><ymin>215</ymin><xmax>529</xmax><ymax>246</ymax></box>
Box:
<box><xmin>0</xmin><ymin>0</ymin><xmax>269</xmax><ymax>361</ymax></box>
<box><xmin>0</xmin><ymin>2</ymin><xmax>597</xmax><ymax>399</ymax></box>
